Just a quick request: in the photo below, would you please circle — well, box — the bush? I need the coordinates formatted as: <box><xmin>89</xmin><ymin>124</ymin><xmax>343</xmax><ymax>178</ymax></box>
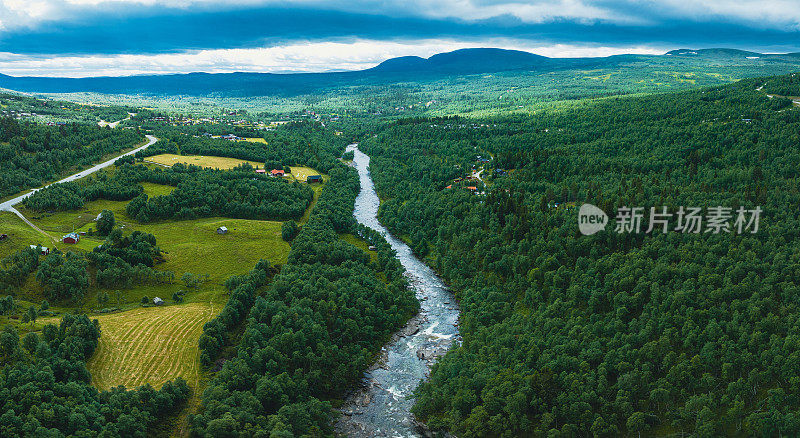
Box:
<box><xmin>96</xmin><ymin>210</ymin><xmax>116</xmax><ymax>236</ymax></box>
<box><xmin>281</xmin><ymin>220</ymin><xmax>300</xmax><ymax>242</ymax></box>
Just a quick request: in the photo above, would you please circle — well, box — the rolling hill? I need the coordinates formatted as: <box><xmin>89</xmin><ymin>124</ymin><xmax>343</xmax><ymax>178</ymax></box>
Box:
<box><xmin>1</xmin><ymin>47</ymin><xmax>799</xmax><ymax>98</ymax></box>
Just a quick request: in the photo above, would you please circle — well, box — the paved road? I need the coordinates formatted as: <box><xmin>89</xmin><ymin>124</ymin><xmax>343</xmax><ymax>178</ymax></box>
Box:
<box><xmin>0</xmin><ymin>134</ymin><xmax>158</xmax><ymax>212</ymax></box>
<box><xmin>472</xmin><ymin>167</ymin><xmax>484</xmax><ymax>183</ymax></box>
<box><xmin>98</xmin><ymin>112</ymin><xmax>135</xmax><ymax>129</ymax></box>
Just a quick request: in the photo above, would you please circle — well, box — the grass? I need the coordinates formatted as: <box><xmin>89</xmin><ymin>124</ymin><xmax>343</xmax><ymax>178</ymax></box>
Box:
<box><xmin>298</xmin><ymin>183</ymin><xmax>325</xmax><ymax>224</ymax></box>
<box><xmin>288</xmin><ymin>165</ymin><xmax>324</xmax><ymax>183</ymax></box>
<box><xmin>144</xmin><ymin>154</ymin><xmax>264</xmax><ymax>170</ymax></box>
<box><xmin>15</xmin><ymin>197</ymin><xmax>290</xmax><ymax>310</ymax></box>
<box><xmin>2</xmin><ymin>157</ymin><xmax>314</xmax><ymax>435</ymax></box>
<box><xmin>140</xmin><ymin>154</ymin><xmax>324</xmax><ymax>186</ymax></box>
<box><xmin>340</xmin><ymin>233</ymin><xmax>377</xmax><ymax>263</ymax></box>
<box><xmin>140</xmin><ymin>182</ymin><xmax>175</xmax><ymax>196</ymax></box>
<box><xmin>0</xmin><ymin>211</ymin><xmax>57</xmax><ymax>260</ymax></box>
<box><xmin>241</xmin><ymin>137</ymin><xmax>267</xmax><ymax>144</ymax></box>
<box><xmin>86</xmin><ymin>302</ymin><xmax>216</xmax><ymax>391</ymax></box>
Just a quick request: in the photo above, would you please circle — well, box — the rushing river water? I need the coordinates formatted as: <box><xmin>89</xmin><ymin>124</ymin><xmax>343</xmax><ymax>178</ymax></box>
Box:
<box><xmin>336</xmin><ymin>145</ymin><xmax>461</xmax><ymax>437</ymax></box>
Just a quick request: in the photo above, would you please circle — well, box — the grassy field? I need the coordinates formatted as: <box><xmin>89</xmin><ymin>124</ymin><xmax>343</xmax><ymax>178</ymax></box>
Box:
<box><xmin>4</xmin><ymin>164</ymin><xmax>299</xmax><ymax>410</ymax></box>
<box><xmin>288</xmin><ymin>165</ymin><xmax>324</xmax><ymax>183</ymax></box>
<box><xmin>242</xmin><ymin>137</ymin><xmax>267</xmax><ymax>144</ymax></box>
<box><xmin>144</xmin><ymin>154</ymin><xmax>324</xmax><ymax>183</ymax></box>
<box><xmin>340</xmin><ymin>233</ymin><xmax>377</xmax><ymax>263</ymax></box>
<box><xmin>0</xmin><ymin>211</ymin><xmax>56</xmax><ymax>260</ymax></box>
<box><xmin>140</xmin><ymin>182</ymin><xmax>175</xmax><ymax>196</ymax></box>
<box><xmin>16</xmin><ymin>198</ymin><xmax>289</xmax><ymax>306</ymax></box>
<box><xmin>144</xmin><ymin>154</ymin><xmax>264</xmax><ymax>170</ymax></box>
<box><xmin>86</xmin><ymin>302</ymin><xmax>215</xmax><ymax>391</ymax></box>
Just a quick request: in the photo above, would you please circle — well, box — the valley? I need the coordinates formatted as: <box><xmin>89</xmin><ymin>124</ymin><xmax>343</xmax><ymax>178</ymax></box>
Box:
<box><xmin>0</xmin><ymin>46</ymin><xmax>800</xmax><ymax>437</ymax></box>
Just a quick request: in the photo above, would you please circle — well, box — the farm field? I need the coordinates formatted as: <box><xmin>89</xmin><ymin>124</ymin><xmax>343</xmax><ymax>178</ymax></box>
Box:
<box><xmin>86</xmin><ymin>302</ymin><xmax>215</xmax><ymax>391</ymax></box>
<box><xmin>0</xmin><ymin>211</ymin><xmax>56</xmax><ymax>260</ymax></box>
<box><xmin>144</xmin><ymin>153</ymin><xmax>325</xmax><ymax>183</ymax></box>
<box><xmin>288</xmin><ymin>165</ymin><xmax>324</xmax><ymax>182</ymax></box>
<box><xmin>242</xmin><ymin>137</ymin><xmax>267</xmax><ymax>144</ymax></box>
<box><xmin>14</xmin><ymin>194</ymin><xmax>290</xmax><ymax>309</ymax></box>
<box><xmin>144</xmin><ymin>153</ymin><xmax>264</xmax><ymax>170</ymax></box>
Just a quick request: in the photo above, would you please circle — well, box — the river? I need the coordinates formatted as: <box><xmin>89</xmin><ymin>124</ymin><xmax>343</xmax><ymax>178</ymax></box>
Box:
<box><xmin>336</xmin><ymin>144</ymin><xmax>461</xmax><ymax>437</ymax></box>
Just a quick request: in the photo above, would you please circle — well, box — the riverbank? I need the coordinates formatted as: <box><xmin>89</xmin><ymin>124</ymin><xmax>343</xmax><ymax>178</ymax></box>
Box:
<box><xmin>336</xmin><ymin>144</ymin><xmax>461</xmax><ymax>437</ymax></box>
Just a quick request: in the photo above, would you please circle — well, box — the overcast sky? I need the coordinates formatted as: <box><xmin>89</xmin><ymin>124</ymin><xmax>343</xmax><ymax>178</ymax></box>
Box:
<box><xmin>0</xmin><ymin>0</ymin><xmax>798</xmax><ymax>77</ymax></box>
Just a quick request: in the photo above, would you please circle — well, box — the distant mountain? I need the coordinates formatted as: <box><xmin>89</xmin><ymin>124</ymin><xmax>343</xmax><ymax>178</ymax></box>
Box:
<box><xmin>0</xmin><ymin>47</ymin><xmax>797</xmax><ymax>97</ymax></box>
<box><xmin>371</xmin><ymin>48</ymin><xmax>552</xmax><ymax>74</ymax></box>
<box><xmin>370</xmin><ymin>55</ymin><xmax>429</xmax><ymax>72</ymax></box>
<box><xmin>0</xmin><ymin>48</ymin><xmax>599</xmax><ymax>96</ymax></box>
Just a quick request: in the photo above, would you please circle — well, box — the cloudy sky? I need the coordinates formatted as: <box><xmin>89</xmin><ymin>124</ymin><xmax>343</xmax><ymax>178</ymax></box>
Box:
<box><xmin>0</xmin><ymin>0</ymin><xmax>798</xmax><ymax>77</ymax></box>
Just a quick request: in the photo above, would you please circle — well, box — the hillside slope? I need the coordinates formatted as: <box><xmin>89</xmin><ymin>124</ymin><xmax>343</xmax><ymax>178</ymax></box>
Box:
<box><xmin>2</xmin><ymin>47</ymin><xmax>800</xmax><ymax>97</ymax></box>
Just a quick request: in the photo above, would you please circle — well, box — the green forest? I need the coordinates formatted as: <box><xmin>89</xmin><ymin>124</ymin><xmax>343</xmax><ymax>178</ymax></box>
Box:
<box><xmin>191</xmin><ymin>164</ymin><xmax>418</xmax><ymax>436</ymax></box>
<box><xmin>0</xmin><ymin>117</ymin><xmax>145</xmax><ymax>198</ymax></box>
<box><xmin>360</xmin><ymin>74</ymin><xmax>800</xmax><ymax>436</ymax></box>
<box><xmin>2</xmin><ymin>56</ymin><xmax>800</xmax><ymax>437</ymax></box>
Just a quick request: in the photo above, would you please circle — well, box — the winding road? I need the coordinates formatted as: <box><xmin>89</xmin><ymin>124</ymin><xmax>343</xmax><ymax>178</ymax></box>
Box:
<box><xmin>0</xmin><ymin>134</ymin><xmax>158</xmax><ymax>213</ymax></box>
<box><xmin>0</xmin><ymin>134</ymin><xmax>159</xmax><ymax>241</ymax></box>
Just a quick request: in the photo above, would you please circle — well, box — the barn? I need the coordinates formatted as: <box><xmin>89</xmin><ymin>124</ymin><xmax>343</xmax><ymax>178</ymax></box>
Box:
<box><xmin>62</xmin><ymin>232</ymin><xmax>80</xmax><ymax>244</ymax></box>
<box><xmin>270</xmin><ymin>169</ymin><xmax>285</xmax><ymax>177</ymax></box>
<box><xmin>307</xmin><ymin>175</ymin><xmax>322</xmax><ymax>183</ymax></box>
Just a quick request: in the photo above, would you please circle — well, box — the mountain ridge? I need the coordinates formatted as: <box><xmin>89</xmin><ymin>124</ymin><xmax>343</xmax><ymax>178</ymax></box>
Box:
<box><xmin>0</xmin><ymin>47</ymin><xmax>797</xmax><ymax>97</ymax></box>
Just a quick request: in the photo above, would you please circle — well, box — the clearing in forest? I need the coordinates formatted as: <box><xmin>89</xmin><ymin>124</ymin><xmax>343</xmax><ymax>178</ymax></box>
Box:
<box><xmin>145</xmin><ymin>154</ymin><xmax>264</xmax><ymax>170</ymax></box>
<box><xmin>86</xmin><ymin>302</ymin><xmax>215</xmax><ymax>391</ymax></box>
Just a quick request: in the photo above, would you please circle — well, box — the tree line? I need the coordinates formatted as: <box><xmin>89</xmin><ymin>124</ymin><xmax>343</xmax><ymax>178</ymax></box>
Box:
<box><xmin>190</xmin><ymin>164</ymin><xmax>418</xmax><ymax>436</ymax></box>
<box><xmin>24</xmin><ymin>161</ymin><xmax>315</xmax><ymax>223</ymax></box>
<box><xmin>0</xmin><ymin>117</ymin><xmax>145</xmax><ymax>198</ymax></box>
<box><xmin>0</xmin><ymin>313</ymin><xmax>189</xmax><ymax>437</ymax></box>
<box><xmin>361</xmin><ymin>73</ymin><xmax>800</xmax><ymax>436</ymax></box>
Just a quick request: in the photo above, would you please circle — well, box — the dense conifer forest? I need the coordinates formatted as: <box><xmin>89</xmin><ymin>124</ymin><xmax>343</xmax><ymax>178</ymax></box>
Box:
<box><xmin>191</xmin><ymin>164</ymin><xmax>417</xmax><ymax>436</ymax></box>
<box><xmin>361</xmin><ymin>75</ymin><xmax>800</xmax><ymax>436</ymax></box>
<box><xmin>0</xmin><ymin>117</ymin><xmax>145</xmax><ymax>198</ymax></box>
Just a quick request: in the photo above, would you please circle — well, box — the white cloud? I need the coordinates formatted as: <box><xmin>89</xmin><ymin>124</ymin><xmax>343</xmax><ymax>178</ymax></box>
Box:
<box><xmin>635</xmin><ymin>0</ymin><xmax>800</xmax><ymax>30</ymax></box>
<box><xmin>1</xmin><ymin>0</ymin><xmax>799</xmax><ymax>32</ymax></box>
<box><xmin>0</xmin><ymin>38</ymin><xmax>665</xmax><ymax>77</ymax></box>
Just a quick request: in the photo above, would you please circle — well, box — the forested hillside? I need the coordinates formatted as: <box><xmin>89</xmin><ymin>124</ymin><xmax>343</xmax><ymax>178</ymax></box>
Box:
<box><xmin>761</xmin><ymin>73</ymin><xmax>800</xmax><ymax>96</ymax></box>
<box><xmin>191</xmin><ymin>163</ymin><xmax>418</xmax><ymax>436</ymax></box>
<box><xmin>0</xmin><ymin>314</ymin><xmax>189</xmax><ymax>436</ymax></box>
<box><xmin>362</xmin><ymin>73</ymin><xmax>800</xmax><ymax>436</ymax></box>
<box><xmin>0</xmin><ymin>117</ymin><xmax>145</xmax><ymax>198</ymax></box>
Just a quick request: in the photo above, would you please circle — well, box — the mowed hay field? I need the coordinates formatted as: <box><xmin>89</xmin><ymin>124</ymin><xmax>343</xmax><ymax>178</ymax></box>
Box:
<box><xmin>289</xmin><ymin>165</ymin><xmax>323</xmax><ymax>182</ymax></box>
<box><xmin>145</xmin><ymin>153</ymin><xmax>264</xmax><ymax>170</ymax></box>
<box><xmin>87</xmin><ymin>302</ymin><xmax>214</xmax><ymax>391</ymax></box>
<box><xmin>241</xmin><ymin>137</ymin><xmax>267</xmax><ymax>144</ymax></box>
